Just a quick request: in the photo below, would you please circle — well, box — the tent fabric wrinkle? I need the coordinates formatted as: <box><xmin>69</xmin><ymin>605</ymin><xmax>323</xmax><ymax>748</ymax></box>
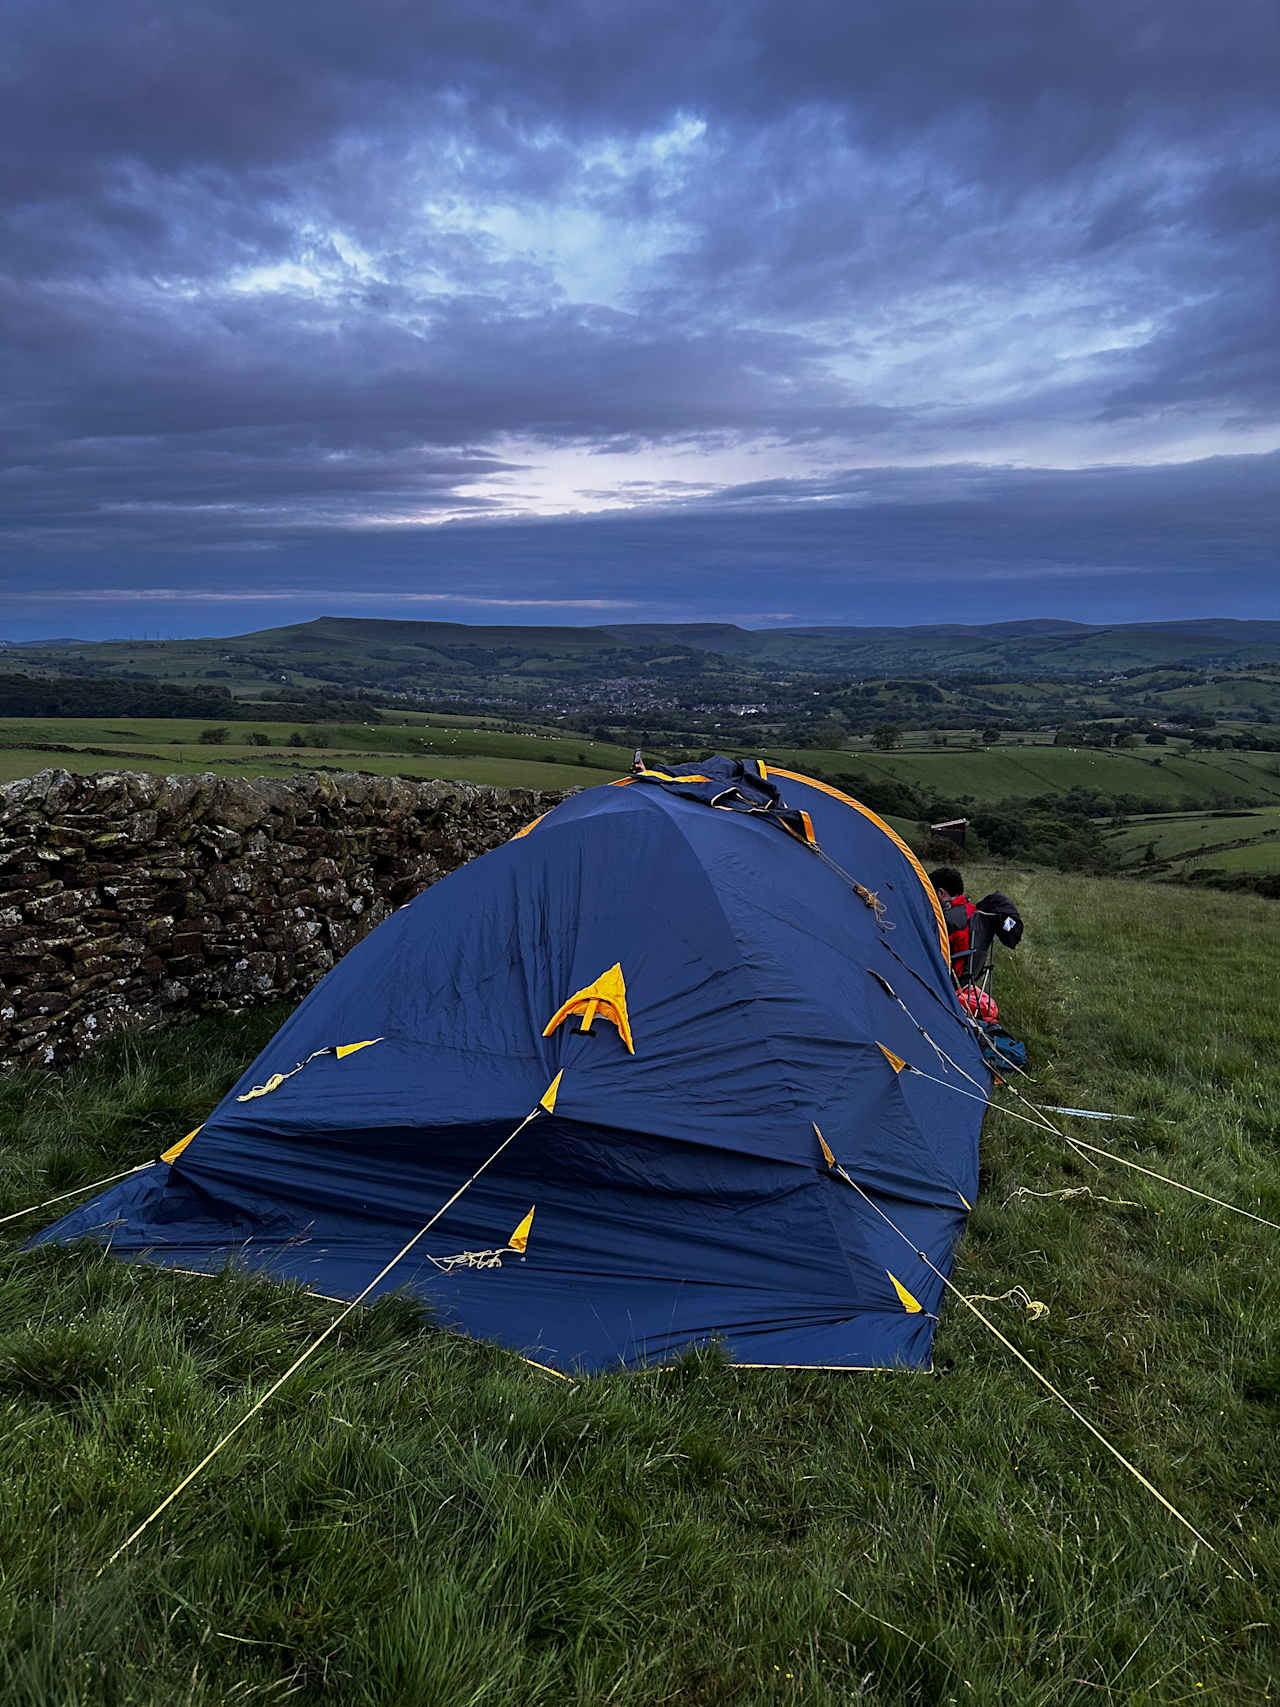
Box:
<box><xmin>34</xmin><ymin>756</ymin><xmax>989</xmax><ymax>1374</ymax></box>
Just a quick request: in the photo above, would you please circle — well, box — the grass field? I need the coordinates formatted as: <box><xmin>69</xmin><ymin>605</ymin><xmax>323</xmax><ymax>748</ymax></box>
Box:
<box><xmin>0</xmin><ymin>717</ymin><xmax>634</xmax><ymax>792</ymax></box>
<box><xmin>0</xmin><ymin>870</ymin><xmax>1277</xmax><ymax>1703</ymax></box>
<box><xmin>1182</xmin><ymin>840</ymin><xmax>1280</xmax><ymax>874</ymax></box>
<box><xmin>6</xmin><ymin>717</ymin><xmax>1280</xmax><ymax>817</ymax></box>
<box><xmin>1150</xmin><ymin>673</ymin><xmax>1280</xmax><ymax>719</ymax></box>
<box><xmin>1106</xmin><ymin>808</ymin><xmax>1280</xmax><ymax>879</ymax></box>
<box><xmin>761</xmin><ymin>742</ymin><xmax>1280</xmax><ymax>809</ymax></box>
<box><xmin>0</xmin><ymin>747</ymin><xmax>621</xmax><ymax>791</ymax></box>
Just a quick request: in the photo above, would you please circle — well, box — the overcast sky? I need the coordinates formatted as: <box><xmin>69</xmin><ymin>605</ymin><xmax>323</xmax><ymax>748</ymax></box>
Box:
<box><xmin>2</xmin><ymin>1</ymin><xmax>1277</xmax><ymax>639</ymax></box>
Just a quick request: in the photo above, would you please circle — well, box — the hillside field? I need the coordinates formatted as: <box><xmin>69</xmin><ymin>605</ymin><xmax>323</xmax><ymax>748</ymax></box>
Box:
<box><xmin>0</xmin><ymin>869</ymin><xmax>1276</xmax><ymax>1704</ymax></box>
<box><xmin>1106</xmin><ymin>808</ymin><xmax>1280</xmax><ymax>879</ymax></box>
<box><xmin>0</xmin><ymin>717</ymin><xmax>633</xmax><ymax>792</ymax></box>
<box><xmin>12</xmin><ymin>614</ymin><xmax>1280</xmax><ymax>691</ymax></box>
<box><xmin>4</xmin><ymin>721</ymin><xmax>1280</xmax><ymax>885</ymax></box>
<box><xmin>760</xmin><ymin>741</ymin><xmax>1280</xmax><ymax>808</ymax></box>
<box><xmin>5</xmin><ymin>716</ymin><xmax>1280</xmax><ymax>810</ymax></box>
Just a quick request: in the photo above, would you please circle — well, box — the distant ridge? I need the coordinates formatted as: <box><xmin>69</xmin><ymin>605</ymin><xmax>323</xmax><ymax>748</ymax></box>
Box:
<box><xmin>597</xmin><ymin>616</ymin><xmax>1280</xmax><ymax>672</ymax></box>
<box><xmin>12</xmin><ymin>613</ymin><xmax>1280</xmax><ymax>685</ymax></box>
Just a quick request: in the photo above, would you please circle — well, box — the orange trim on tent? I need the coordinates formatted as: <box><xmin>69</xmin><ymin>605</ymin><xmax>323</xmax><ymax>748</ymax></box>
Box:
<box><xmin>511</xmin><ymin>812</ymin><xmax>549</xmax><ymax>840</ymax></box>
<box><xmin>766</xmin><ymin>766</ymin><xmax>950</xmax><ymax>963</ymax></box>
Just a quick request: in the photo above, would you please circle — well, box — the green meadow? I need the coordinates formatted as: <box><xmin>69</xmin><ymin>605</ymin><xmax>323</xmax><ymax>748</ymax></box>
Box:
<box><xmin>1106</xmin><ymin>808</ymin><xmax>1280</xmax><ymax>879</ymax></box>
<box><xmin>5</xmin><ymin>717</ymin><xmax>1280</xmax><ymax>816</ymax></box>
<box><xmin>0</xmin><ymin>870</ymin><xmax>1276</xmax><ymax>1704</ymax></box>
<box><xmin>762</xmin><ymin>742</ymin><xmax>1280</xmax><ymax>809</ymax></box>
<box><xmin>0</xmin><ymin>717</ymin><xmax>633</xmax><ymax>791</ymax></box>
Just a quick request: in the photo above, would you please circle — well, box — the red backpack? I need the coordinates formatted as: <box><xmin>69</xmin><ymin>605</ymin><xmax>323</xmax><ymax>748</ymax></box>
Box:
<box><xmin>942</xmin><ymin>892</ymin><xmax>976</xmax><ymax>981</ymax></box>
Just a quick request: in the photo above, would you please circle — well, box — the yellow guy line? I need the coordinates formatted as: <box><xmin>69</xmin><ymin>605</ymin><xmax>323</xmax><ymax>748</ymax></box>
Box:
<box><xmin>910</xmin><ymin>1049</ymin><xmax>1280</xmax><ymax>1232</ymax></box>
<box><xmin>0</xmin><ymin>1161</ymin><xmax>155</xmax><ymax>1229</ymax></box>
<box><xmin>1059</xmin><ymin>1132</ymin><xmax>1280</xmax><ymax>1233</ymax></box>
<box><xmin>833</xmin><ymin>1164</ymin><xmax>1244</xmax><ymax>1579</ymax></box>
<box><xmin>977</xmin><ymin>1038</ymin><xmax>1280</xmax><ymax>1227</ymax></box>
<box><xmin>885</xmin><ymin>1012</ymin><xmax>1280</xmax><ymax>1231</ymax></box>
<box><xmin>885</xmin><ymin>966</ymin><xmax>1279</xmax><ymax>1231</ymax></box>
<box><xmin>98</xmin><ymin>1092</ymin><xmax>553</xmax><ymax>1576</ymax></box>
<box><xmin>939</xmin><ymin>1062</ymin><xmax>1280</xmax><ymax>1228</ymax></box>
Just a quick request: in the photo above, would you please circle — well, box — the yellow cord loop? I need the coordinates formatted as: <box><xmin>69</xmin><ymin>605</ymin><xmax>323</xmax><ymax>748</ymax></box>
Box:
<box><xmin>237</xmin><ymin>1039</ymin><xmax>382</xmax><ymax>1102</ymax></box>
<box><xmin>428</xmin><ymin>1207</ymin><xmax>535</xmax><ymax>1272</ymax></box>
<box><xmin>1005</xmin><ymin>1184</ymin><xmax>1140</xmax><ymax>1211</ymax></box>
<box><xmin>427</xmin><ymin>1247</ymin><xmax>506</xmax><ymax>1273</ymax></box>
<box><xmin>964</xmin><ymin>1285</ymin><xmax>1049</xmax><ymax>1322</ymax></box>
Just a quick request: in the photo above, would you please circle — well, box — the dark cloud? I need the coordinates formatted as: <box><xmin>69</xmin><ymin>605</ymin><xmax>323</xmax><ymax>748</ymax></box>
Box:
<box><xmin>1</xmin><ymin>3</ymin><xmax>1277</xmax><ymax>630</ymax></box>
<box><xmin>8</xmin><ymin>4</ymin><xmax>1277</xmax><ymax>174</ymax></box>
<box><xmin>7</xmin><ymin>451</ymin><xmax>1274</xmax><ymax>616</ymax></box>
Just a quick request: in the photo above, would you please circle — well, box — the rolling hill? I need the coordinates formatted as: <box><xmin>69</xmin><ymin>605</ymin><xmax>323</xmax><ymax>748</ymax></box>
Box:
<box><xmin>11</xmin><ymin>615</ymin><xmax>1280</xmax><ymax>697</ymax></box>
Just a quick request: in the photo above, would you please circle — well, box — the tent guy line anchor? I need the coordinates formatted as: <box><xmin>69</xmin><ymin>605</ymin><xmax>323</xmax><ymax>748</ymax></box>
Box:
<box><xmin>95</xmin><ymin>1073</ymin><xmax>561</xmax><ymax>1577</ymax></box>
<box><xmin>1038</xmin><ymin>1105</ymin><xmax>1138</xmax><ymax>1122</ymax></box>
<box><xmin>889</xmin><ymin>974</ymin><xmax>1280</xmax><ymax>1229</ymax></box>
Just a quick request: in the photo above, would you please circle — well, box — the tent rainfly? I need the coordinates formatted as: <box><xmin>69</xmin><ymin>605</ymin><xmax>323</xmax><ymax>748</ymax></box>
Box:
<box><xmin>35</xmin><ymin>757</ymin><xmax>989</xmax><ymax>1375</ymax></box>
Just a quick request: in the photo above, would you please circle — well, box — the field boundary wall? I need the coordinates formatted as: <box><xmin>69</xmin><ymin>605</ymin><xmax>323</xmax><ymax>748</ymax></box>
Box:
<box><xmin>0</xmin><ymin>768</ymin><xmax>562</xmax><ymax>1072</ymax></box>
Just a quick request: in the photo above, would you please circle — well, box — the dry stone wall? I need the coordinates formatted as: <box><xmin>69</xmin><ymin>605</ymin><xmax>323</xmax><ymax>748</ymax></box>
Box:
<box><xmin>0</xmin><ymin>768</ymin><xmax>563</xmax><ymax>1072</ymax></box>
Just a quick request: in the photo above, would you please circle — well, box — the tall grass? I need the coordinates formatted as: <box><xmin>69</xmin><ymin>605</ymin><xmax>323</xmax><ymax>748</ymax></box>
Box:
<box><xmin>0</xmin><ymin>874</ymin><xmax>1277</xmax><ymax>1704</ymax></box>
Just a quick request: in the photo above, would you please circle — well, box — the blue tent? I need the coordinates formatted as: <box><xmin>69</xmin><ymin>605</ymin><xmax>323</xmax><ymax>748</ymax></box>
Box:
<box><xmin>37</xmin><ymin>759</ymin><xmax>989</xmax><ymax>1374</ymax></box>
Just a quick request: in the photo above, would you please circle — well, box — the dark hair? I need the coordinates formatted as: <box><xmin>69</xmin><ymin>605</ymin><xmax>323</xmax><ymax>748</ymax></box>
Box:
<box><xmin>929</xmin><ymin>866</ymin><xmax>965</xmax><ymax>895</ymax></box>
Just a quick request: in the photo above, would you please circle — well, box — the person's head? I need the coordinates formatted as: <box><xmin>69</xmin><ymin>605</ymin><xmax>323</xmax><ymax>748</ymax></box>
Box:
<box><xmin>929</xmin><ymin>866</ymin><xmax>965</xmax><ymax>899</ymax></box>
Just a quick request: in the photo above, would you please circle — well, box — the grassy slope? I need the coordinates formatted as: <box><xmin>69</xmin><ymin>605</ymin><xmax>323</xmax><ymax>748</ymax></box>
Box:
<box><xmin>1108</xmin><ymin>810</ymin><xmax>1280</xmax><ymax>859</ymax></box>
<box><xmin>761</xmin><ymin>743</ymin><xmax>1280</xmax><ymax>808</ymax></box>
<box><xmin>0</xmin><ymin>872</ymin><xmax>1277</xmax><ymax>1704</ymax></box>
<box><xmin>6</xmin><ymin>720</ymin><xmax>1280</xmax><ymax>816</ymax></box>
<box><xmin>0</xmin><ymin>748</ymin><xmax>619</xmax><ymax>790</ymax></box>
<box><xmin>0</xmin><ymin>718</ymin><xmax>633</xmax><ymax>791</ymax></box>
<box><xmin>1106</xmin><ymin>809</ymin><xmax>1280</xmax><ymax>879</ymax></box>
<box><xmin>1182</xmin><ymin>840</ymin><xmax>1280</xmax><ymax>873</ymax></box>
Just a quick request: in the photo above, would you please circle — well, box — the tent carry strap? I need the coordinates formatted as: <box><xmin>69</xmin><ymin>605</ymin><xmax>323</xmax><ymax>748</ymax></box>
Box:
<box><xmin>97</xmin><ymin>1080</ymin><xmax>560</xmax><ymax>1576</ymax></box>
<box><xmin>830</xmin><ymin>1164</ymin><xmax>1243</xmax><ymax>1578</ymax></box>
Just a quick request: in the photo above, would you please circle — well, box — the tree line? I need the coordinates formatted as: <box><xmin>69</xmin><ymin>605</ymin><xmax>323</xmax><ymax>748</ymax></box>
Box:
<box><xmin>0</xmin><ymin>673</ymin><xmax>381</xmax><ymax>724</ymax></box>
